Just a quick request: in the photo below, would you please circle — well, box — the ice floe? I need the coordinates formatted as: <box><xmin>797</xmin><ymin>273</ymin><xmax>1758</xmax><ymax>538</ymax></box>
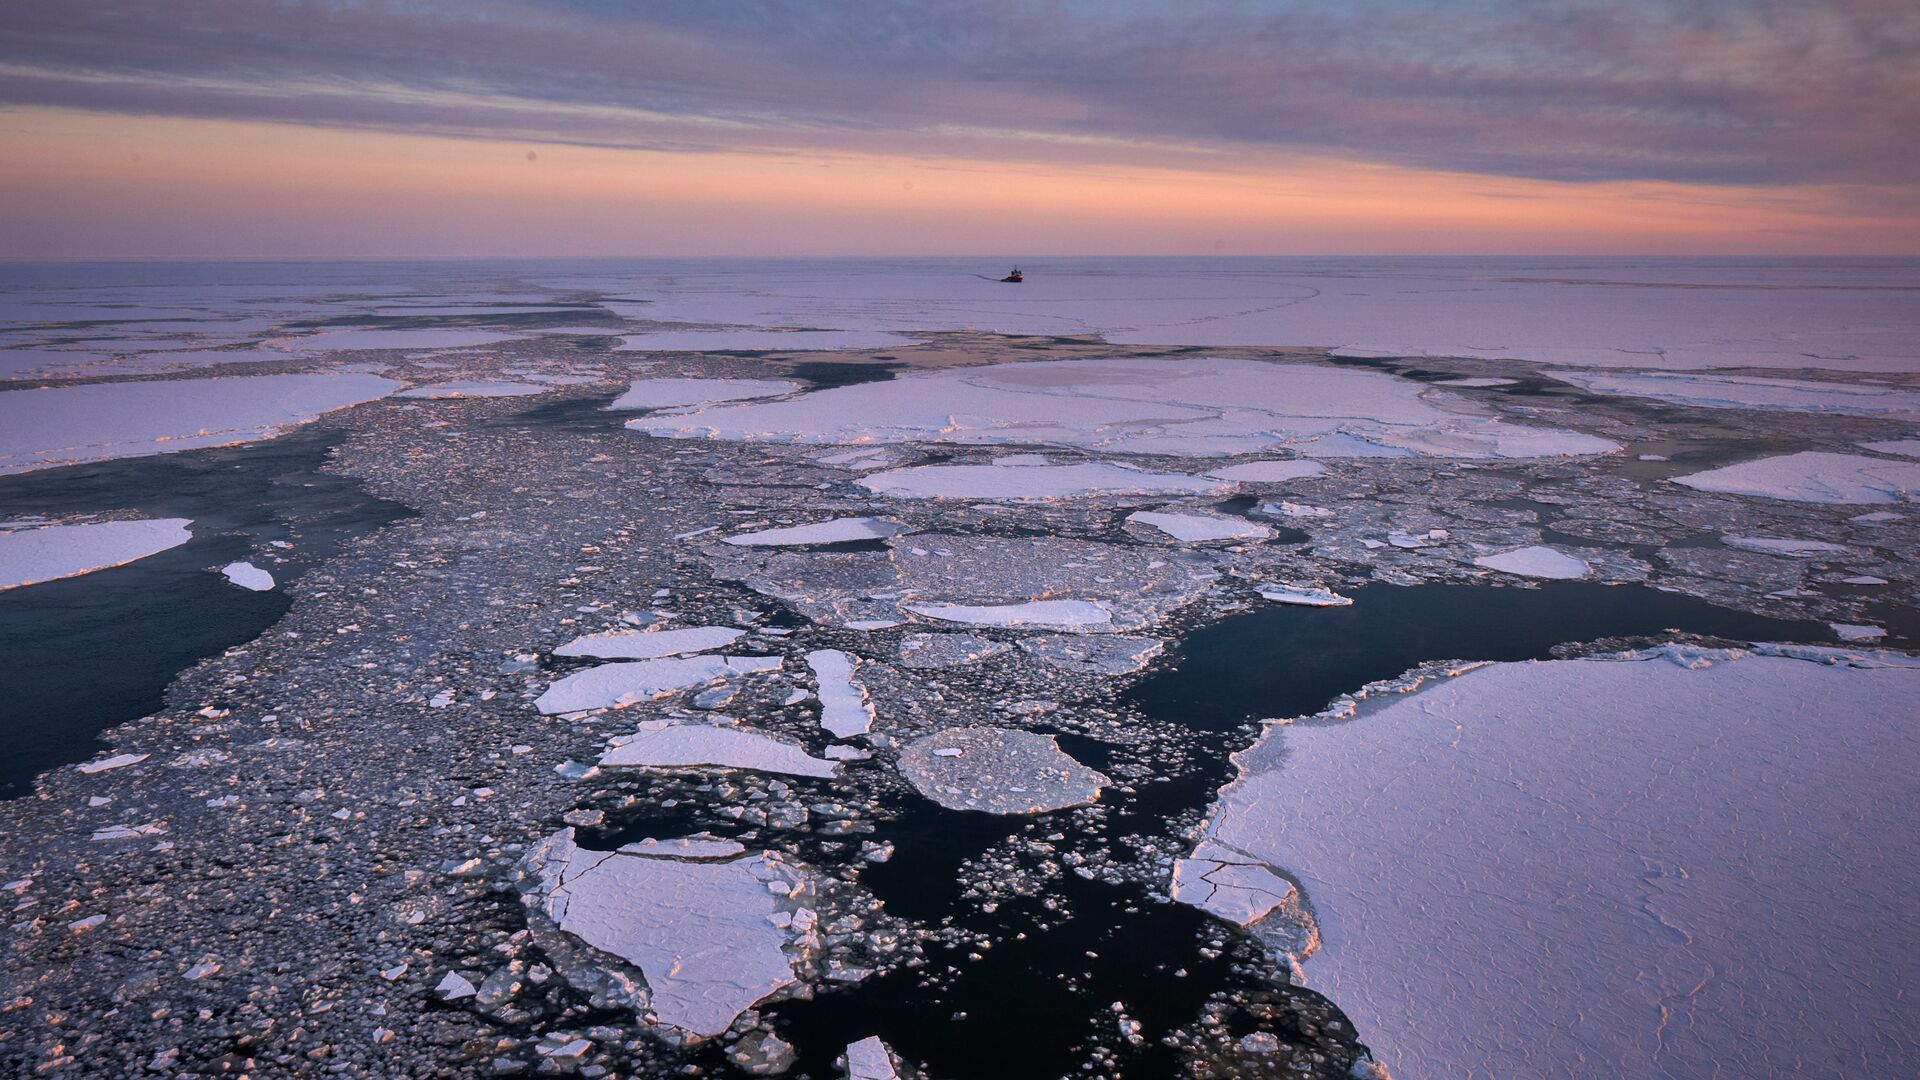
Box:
<box><xmin>220</xmin><ymin>561</ymin><xmax>276</xmax><ymax>591</ymax></box>
<box><xmin>902</xmin><ymin>600</ymin><xmax>1115</xmax><ymax>632</ymax></box>
<box><xmin>553</xmin><ymin>626</ymin><xmax>745</xmax><ymax>659</ymax></box>
<box><xmin>615</xmin><ymin>330</ymin><xmax>912</xmax><ymax>352</ymax></box>
<box><xmin>843</xmin><ymin>1036</ymin><xmax>903</xmax><ymax>1080</ymax></box>
<box><xmin>1831</xmin><ymin>623</ymin><xmax>1887</xmax><ymax>642</ymax></box>
<box><xmin>1017</xmin><ymin>634</ymin><xmax>1163</xmax><ymax>675</ymax></box>
<box><xmin>1171</xmin><ymin>839</ymin><xmax>1302</xmax><ymax>928</ymax></box>
<box><xmin>528</xmin><ymin>828</ymin><xmax>816</xmax><ymax>1037</ymax></box>
<box><xmin>1720</xmin><ymin>536</ymin><xmax>1850</xmax><ymax>557</ymax></box>
<box><xmin>597</xmin><ymin>719</ymin><xmax>838</xmax><ymax>779</ymax></box>
<box><xmin>1674</xmin><ymin>451</ymin><xmax>1920</xmax><ymax>503</ymax></box>
<box><xmin>1181</xmin><ymin>646</ymin><xmax>1920</xmax><ymax>1077</ymax></box>
<box><xmin>0</xmin><ymin>373</ymin><xmax>401</xmax><ymax>474</ymax></box>
<box><xmin>629</xmin><ymin>357</ymin><xmax>1615</xmax><ymax>459</ymax></box>
<box><xmin>1127</xmin><ymin>511</ymin><xmax>1271</xmax><ymax>543</ymax></box>
<box><xmin>394</xmin><ymin>380</ymin><xmax>547</xmax><ymax>399</ymax></box>
<box><xmin>1201</xmin><ymin>459</ymin><xmax>1325</xmax><ymax>483</ymax></box>
<box><xmin>1858</xmin><ymin>437</ymin><xmax>1920</xmax><ymax>457</ymax></box>
<box><xmin>805</xmin><ymin>650</ymin><xmax>875</xmax><ymax>738</ymax></box>
<box><xmin>898</xmin><ymin>727</ymin><xmax>1110</xmax><ymax>814</ymax></box>
<box><xmin>1549</xmin><ymin>369</ymin><xmax>1920</xmax><ymax>416</ymax></box>
<box><xmin>896</xmin><ymin>632</ymin><xmax>1012</xmax><ymax>669</ymax></box>
<box><xmin>1</xmin><ymin>518</ymin><xmax>193</xmax><ymax>590</ymax></box>
<box><xmin>277</xmin><ymin>329</ymin><xmax>514</xmax><ymax>352</ymax></box>
<box><xmin>1471</xmin><ymin>545</ymin><xmax>1590</xmax><ymax>579</ymax></box>
<box><xmin>721</xmin><ymin>517</ymin><xmax>909</xmax><ymax>547</ymax></box>
<box><xmin>535</xmin><ymin>656</ymin><xmax>781</xmax><ymax>714</ymax></box>
<box><xmin>860</xmin><ymin>463</ymin><xmax>1227</xmax><ymax>500</ymax></box>
<box><xmin>608</xmin><ymin>377</ymin><xmax>798</xmax><ymax>411</ymax></box>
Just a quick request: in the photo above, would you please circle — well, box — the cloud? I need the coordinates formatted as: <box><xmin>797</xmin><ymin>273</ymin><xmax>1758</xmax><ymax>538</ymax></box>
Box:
<box><xmin>0</xmin><ymin>0</ymin><xmax>1914</xmax><ymax>186</ymax></box>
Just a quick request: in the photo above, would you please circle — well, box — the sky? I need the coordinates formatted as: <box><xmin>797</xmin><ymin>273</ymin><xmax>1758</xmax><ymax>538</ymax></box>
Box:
<box><xmin>0</xmin><ymin>0</ymin><xmax>1915</xmax><ymax>258</ymax></box>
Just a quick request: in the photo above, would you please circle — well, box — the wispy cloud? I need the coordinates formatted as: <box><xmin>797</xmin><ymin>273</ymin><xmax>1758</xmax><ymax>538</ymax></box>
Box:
<box><xmin>0</xmin><ymin>0</ymin><xmax>1914</xmax><ymax>186</ymax></box>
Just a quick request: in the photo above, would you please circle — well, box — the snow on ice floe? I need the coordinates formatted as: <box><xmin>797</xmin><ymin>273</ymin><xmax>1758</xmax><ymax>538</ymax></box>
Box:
<box><xmin>535</xmin><ymin>655</ymin><xmax>781</xmax><ymax>714</ymax></box>
<box><xmin>861</xmin><ymin>463</ymin><xmax>1227</xmax><ymax>500</ymax></box>
<box><xmin>902</xmin><ymin>599</ymin><xmax>1115</xmax><ymax>632</ymax></box>
<box><xmin>1201</xmin><ymin>459</ymin><xmax>1325</xmax><ymax>483</ymax></box>
<box><xmin>1127</xmin><ymin>511</ymin><xmax>1271</xmax><ymax>543</ymax></box>
<box><xmin>528</xmin><ymin>828</ymin><xmax>816</xmax><ymax>1037</ymax></box>
<box><xmin>608</xmin><ymin>377</ymin><xmax>799</xmax><ymax>410</ymax></box>
<box><xmin>629</xmin><ymin>357</ymin><xmax>1615</xmax><ymax>459</ymax></box>
<box><xmin>721</xmin><ymin>517</ymin><xmax>909</xmax><ymax>547</ymax></box>
<box><xmin>1547</xmin><ymin>369</ymin><xmax>1920</xmax><ymax>416</ymax></box>
<box><xmin>898</xmin><ymin>727</ymin><xmax>1110</xmax><ymax>814</ymax></box>
<box><xmin>1858</xmin><ymin>437</ymin><xmax>1920</xmax><ymax>457</ymax></box>
<box><xmin>553</xmin><ymin>626</ymin><xmax>745</xmax><ymax>660</ymax></box>
<box><xmin>0</xmin><ymin>519</ymin><xmax>193</xmax><ymax>590</ymax></box>
<box><xmin>1674</xmin><ymin>451</ymin><xmax>1920</xmax><ymax>503</ymax></box>
<box><xmin>1720</xmin><ymin>536</ymin><xmax>1851</xmax><ymax>557</ymax></box>
<box><xmin>1472</xmin><ymin>545</ymin><xmax>1590</xmax><ymax>579</ymax></box>
<box><xmin>1181</xmin><ymin>646</ymin><xmax>1920</xmax><ymax>1078</ymax></box>
<box><xmin>616</xmin><ymin>329</ymin><xmax>914</xmax><ymax>352</ymax></box>
<box><xmin>219</xmin><ymin>561</ymin><xmax>275</xmax><ymax>591</ymax></box>
<box><xmin>597</xmin><ymin>718</ymin><xmax>838</xmax><ymax>779</ymax></box>
<box><xmin>0</xmin><ymin>373</ymin><xmax>402</xmax><ymax>475</ymax></box>
<box><xmin>393</xmin><ymin>380</ymin><xmax>547</xmax><ymax>399</ymax></box>
<box><xmin>805</xmin><ymin>650</ymin><xmax>875</xmax><ymax>738</ymax></box>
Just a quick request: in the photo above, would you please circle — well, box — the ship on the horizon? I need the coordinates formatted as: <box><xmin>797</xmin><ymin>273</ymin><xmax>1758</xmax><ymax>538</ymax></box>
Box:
<box><xmin>1000</xmin><ymin>266</ymin><xmax>1024</xmax><ymax>283</ymax></box>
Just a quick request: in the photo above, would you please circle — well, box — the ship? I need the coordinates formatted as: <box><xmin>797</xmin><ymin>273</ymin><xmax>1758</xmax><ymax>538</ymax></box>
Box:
<box><xmin>1000</xmin><ymin>266</ymin><xmax>1024</xmax><ymax>283</ymax></box>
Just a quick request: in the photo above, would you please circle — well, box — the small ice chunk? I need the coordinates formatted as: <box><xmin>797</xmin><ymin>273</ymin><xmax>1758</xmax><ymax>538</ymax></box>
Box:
<box><xmin>77</xmin><ymin>753</ymin><xmax>149</xmax><ymax>775</ymax></box>
<box><xmin>806</xmin><ymin>650</ymin><xmax>875</xmax><ymax>738</ymax></box>
<box><xmin>1128</xmin><ymin>510</ymin><xmax>1272</xmax><ymax>543</ymax></box>
<box><xmin>553</xmin><ymin>626</ymin><xmax>745</xmax><ymax>660</ymax></box>
<box><xmin>436</xmin><ymin>972</ymin><xmax>477</xmax><ymax>1000</ymax></box>
<box><xmin>220</xmin><ymin>561</ymin><xmax>275</xmax><ymax>591</ymax></box>
<box><xmin>1473</xmin><ymin>545</ymin><xmax>1589</xmax><ymax>579</ymax></box>
<box><xmin>898</xmin><ymin>727</ymin><xmax>1109</xmax><ymax>814</ymax></box>
<box><xmin>722</xmin><ymin>517</ymin><xmax>908</xmax><ymax>547</ymax></box>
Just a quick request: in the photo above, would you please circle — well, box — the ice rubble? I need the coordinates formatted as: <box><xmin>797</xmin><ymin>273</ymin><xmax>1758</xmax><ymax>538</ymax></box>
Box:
<box><xmin>597</xmin><ymin>719</ymin><xmax>838</xmax><ymax>779</ymax></box>
<box><xmin>1471</xmin><ymin>545</ymin><xmax>1590</xmax><ymax>579</ymax></box>
<box><xmin>1202</xmin><ymin>459</ymin><xmax>1325</xmax><ymax>483</ymax></box>
<box><xmin>553</xmin><ymin>626</ymin><xmax>745</xmax><ymax>660</ymax></box>
<box><xmin>861</xmin><ymin>462</ymin><xmax>1227</xmax><ymax>501</ymax></box>
<box><xmin>629</xmin><ymin>357</ymin><xmax>1615</xmax><ymax>459</ymax></box>
<box><xmin>1547</xmin><ymin>369</ymin><xmax>1920</xmax><ymax>416</ymax></box>
<box><xmin>1</xmin><ymin>519</ymin><xmax>193</xmax><ymax>590</ymax></box>
<box><xmin>0</xmin><ymin>373</ymin><xmax>402</xmax><ymax>474</ymax></box>
<box><xmin>535</xmin><ymin>656</ymin><xmax>781</xmax><ymax>714</ymax></box>
<box><xmin>528</xmin><ymin>828</ymin><xmax>816</xmax><ymax>1037</ymax></box>
<box><xmin>1674</xmin><ymin>451</ymin><xmax>1920</xmax><ymax>503</ymax></box>
<box><xmin>898</xmin><ymin>727</ymin><xmax>1110</xmax><ymax>815</ymax></box>
<box><xmin>721</xmin><ymin>517</ymin><xmax>909</xmax><ymax>547</ymax></box>
<box><xmin>607</xmin><ymin>377</ymin><xmax>798</xmax><ymax>410</ymax></box>
<box><xmin>903</xmin><ymin>600</ymin><xmax>1115</xmax><ymax>631</ymax></box>
<box><xmin>393</xmin><ymin>380</ymin><xmax>547</xmax><ymax>399</ymax></box>
<box><xmin>1720</xmin><ymin>536</ymin><xmax>1850</xmax><ymax>557</ymax></box>
<box><xmin>1127</xmin><ymin>511</ymin><xmax>1271</xmax><ymax>543</ymax></box>
<box><xmin>219</xmin><ymin>561</ymin><xmax>276</xmax><ymax>591</ymax></box>
<box><xmin>805</xmin><ymin>650</ymin><xmax>875</xmax><ymax>738</ymax></box>
<box><xmin>1181</xmin><ymin>647</ymin><xmax>1920</xmax><ymax>1078</ymax></box>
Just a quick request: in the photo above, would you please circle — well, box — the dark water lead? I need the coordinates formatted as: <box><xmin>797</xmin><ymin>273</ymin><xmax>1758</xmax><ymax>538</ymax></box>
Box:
<box><xmin>599</xmin><ymin>581</ymin><xmax>1837</xmax><ymax>1077</ymax></box>
<box><xmin>0</xmin><ymin>426</ymin><xmax>411</xmax><ymax>798</ymax></box>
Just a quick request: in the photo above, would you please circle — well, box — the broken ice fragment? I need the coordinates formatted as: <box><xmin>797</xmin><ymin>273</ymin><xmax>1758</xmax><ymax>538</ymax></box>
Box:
<box><xmin>806</xmin><ymin>649</ymin><xmax>876</xmax><ymax>738</ymax></box>
<box><xmin>1127</xmin><ymin>510</ymin><xmax>1272</xmax><ymax>543</ymax></box>
<box><xmin>534</xmin><ymin>655</ymin><xmax>781</xmax><ymax>714</ymax></box>
<box><xmin>722</xmin><ymin>517</ymin><xmax>909</xmax><ymax>547</ymax></box>
<box><xmin>1472</xmin><ymin>545</ymin><xmax>1589</xmax><ymax>579</ymax></box>
<box><xmin>898</xmin><ymin>727</ymin><xmax>1109</xmax><ymax>814</ymax></box>
<box><xmin>553</xmin><ymin>626</ymin><xmax>745</xmax><ymax>660</ymax></box>
<box><xmin>220</xmin><ymin>561</ymin><xmax>275</xmax><ymax>591</ymax></box>
<box><xmin>598</xmin><ymin>720</ymin><xmax>838</xmax><ymax>779</ymax></box>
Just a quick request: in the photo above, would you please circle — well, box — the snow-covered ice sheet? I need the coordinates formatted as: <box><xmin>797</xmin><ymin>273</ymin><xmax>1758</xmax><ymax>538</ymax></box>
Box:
<box><xmin>0</xmin><ymin>373</ymin><xmax>402</xmax><ymax>474</ymax></box>
<box><xmin>1128</xmin><ymin>510</ymin><xmax>1271</xmax><ymax>543</ymax></box>
<box><xmin>615</xmin><ymin>330</ymin><xmax>913</xmax><ymax>352</ymax></box>
<box><xmin>608</xmin><ymin>377</ymin><xmax>798</xmax><ymax>410</ymax></box>
<box><xmin>805</xmin><ymin>650</ymin><xmax>875</xmax><ymax>738</ymax></box>
<box><xmin>597</xmin><ymin>719</ymin><xmax>838</xmax><ymax>779</ymax></box>
<box><xmin>860</xmin><ymin>463</ymin><xmax>1227</xmax><ymax>500</ymax></box>
<box><xmin>219</xmin><ymin>561</ymin><xmax>275</xmax><ymax>591</ymax></box>
<box><xmin>1549</xmin><ymin>369</ymin><xmax>1920</xmax><ymax>416</ymax></box>
<box><xmin>721</xmin><ymin>517</ymin><xmax>908</xmax><ymax>547</ymax></box>
<box><xmin>535</xmin><ymin>656</ymin><xmax>781</xmax><ymax>714</ymax></box>
<box><xmin>1674</xmin><ymin>451</ymin><xmax>1920</xmax><ymax>503</ymax></box>
<box><xmin>630</xmin><ymin>357</ymin><xmax>1615</xmax><ymax>459</ymax></box>
<box><xmin>393</xmin><ymin>380</ymin><xmax>546</xmax><ymax>399</ymax></box>
<box><xmin>1472</xmin><ymin>545</ymin><xmax>1590</xmax><ymax>579</ymax></box>
<box><xmin>1</xmin><ymin>519</ymin><xmax>193</xmax><ymax>590</ymax></box>
<box><xmin>553</xmin><ymin>626</ymin><xmax>744</xmax><ymax>660</ymax></box>
<box><xmin>1184</xmin><ymin>647</ymin><xmax>1920</xmax><ymax>1077</ymax></box>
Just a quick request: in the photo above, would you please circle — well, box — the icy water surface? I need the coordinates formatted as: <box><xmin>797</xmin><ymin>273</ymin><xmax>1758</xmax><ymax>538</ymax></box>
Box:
<box><xmin>0</xmin><ymin>427</ymin><xmax>408</xmax><ymax>796</ymax></box>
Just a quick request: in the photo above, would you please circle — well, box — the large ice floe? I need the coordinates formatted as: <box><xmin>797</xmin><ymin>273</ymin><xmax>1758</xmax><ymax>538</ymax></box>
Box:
<box><xmin>596</xmin><ymin>718</ymin><xmax>838</xmax><ymax>779</ymax></box>
<box><xmin>608</xmin><ymin>377</ymin><xmax>798</xmax><ymax>411</ymax></box>
<box><xmin>0</xmin><ymin>373</ymin><xmax>401</xmax><ymax>474</ymax></box>
<box><xmin>1548</xmin><ymin>369</ymin><xmax>1920</xmax><ymax>416</ymax></box>
<box><xmin>524</xmin><ymin>828</ymin><xmax>819</xmax><ymax>1037</ymax></box>
<box><xmin>1127</xmin><ymin>510</ymin><xmax>1272</xmax><ymax>543</ymax></box>
<box><xmin>721</xmin><ymin>517</ymin><xmax>908</xmax><ymax>547</ymax></box>
<box><xmin>1674</xmin><ymin>451</ymin><xmax>1920</xmax><ymax>503</ymax></box>
<box><xmin>553</xmin><ymin>626</ymin><xmax>745</xmax><ymax>660</ymax></box>
<box><xmin>898</xmin><ymin>727</ymin><xmax>1110</xmax><ymax>814</ymax></box>
<box><xmin>629</xmin><ymin>357</ymin><xmax>1614</xmax><ymax>459</ymax></box>
<box><xmin>0</xmin><ymin>518</ymin><xmax>193</xmax><ymax>590</ymax></box>
<box><xmin>1179</xmin><ymin>646</ymin><xmax>1920</xmax><ymax>1078</ymax></box>
<box><xmin>535</xmin><ymin>656</ymin><xmax>781</xmax><ymax>714</ymax></box>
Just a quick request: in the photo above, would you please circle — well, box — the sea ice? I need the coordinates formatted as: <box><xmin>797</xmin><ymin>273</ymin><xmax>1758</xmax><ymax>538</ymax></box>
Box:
<box><xmin>535</xmin><ymin>656</ymin><xmax>781</xmax><ymax>714</ymax></box>
<box><xmin>1</xmin><ymin>519</ymin><xmax>193</xmax><ymax>590</ymax></box>
<box><xmin>393</xmin><ymin>380</ymin><xmax>546</xmax><ymax>399</ymax></box>
<box><xmin>1674</xmin><ymin>451</ymin><xmax>1920</xmax><ymax>503</ymax></box>
<box><xmin>896</xmin><ymin>632</ymin><xmax>1012</xmax><ymax>669</ymax></box>
<box><xmin>629</xmin><ymin>357</ymin><xmax>1614</xmax><ymax>459</ymax></box>
<box><xmin>219</xmin><ymin>561</ymin><xmax>276</xmax><ymax>591</ymax></box>
<box><xmin>1549</xmin><ymin>369</ymin><xmax>1920</xmax><ymax>416</ymax></box>
<box><xmin>902</xmin><ymin>600</ymin><xmax>1115</xmax><ymax>632</ymax></box>
<box><xmin>1183</xmin><ymin>647</ymin><xmax>1920</xmax><ymax>1077</ymax></box>
<box><xmin>721</xmin><ymin>517</ymin><xmax>909</xmax><ymax>547</ymax></box>
<box><xmin>597</xmin><ymin>720</ymin><xmax>838</xmax><ymax>779</ymax></box>
<box><xmin>860</xmin><ymin>463</ymin><xmax>1226</xmax><ymax>500</ymax></box>
<box><xmin>0</xmin><ymin>373</ymin><xmax>401</xmax><ymax>474</ymax></box>
<box><xmin>1127</xmin><ymin>511</ymin><xmax>1272</xmax><ymax>543</ymax></box>
<box><xmin>553</xmin><ymin>626</ymin><xmax>745</xmax><ymax>660</ymax></box>
<box><xmin>1832</xmin><ymin>623</ymin><xmax>1887</xmax><ymax>642</ymax></box>
<box><xmin>615</xmin><ymin>330</ymin><xmax>911</xmax><ymax>352</ymax></box>
<box><xmin>843</xmin><ymin>1036</ymin><xmax>903</xmax><ymax>1080</ymax></box>
<box><xmin>1434</xmin><ymin>377</ymin><xmax>1517</xmax><ymax>388</ymax></box>
<box><xmin>608</xmin><ymin>378</ymin><xmax>798</xmax><ymax>410</ymax></box>
<box><xmin>276</xmin><ymin>329</ymin><xmax>514</xmax><ymax>351</ymax></box>
<box><xmin>530</xmin><ymin>829</ymin><xmax>814</xmax><ymax>1036</ymax></box>
<box><xmin>805</xmin><ymin>650</ymin><xmax>875</xmax><ymax>738</ymax></box>
<box><xmin>1171</xmin><ymin>839</ymin><xmax>1300</xmax><ymax>927</ymax></box>
<box><xmin>1858</xmin><ymin>438</ymin><xmax>1920</xmax><ymax>457</ymax></box>
<box><xmin>1017</xmin><ymin>634</ymin><xmax>1163</xmax><ymax>675</ymax></box>
<box><xmin>1202</xmin><ymin>459</ymin><xmax>1325</xmax><ymax>483</ymax></box>
<box><xmin>898</xmin><ymin>728</ymin><xmax>1110</xmax><ymax>814</ymax></box>
<box><xmin>1720</xmin><ymin>536</ymin><xmax>1851</xmax><ymax>557</ymax></box>
<box><xmin>1471</xmin><ymin>545</ymin><xmax>1590</xmax><ymax>579</ymax></box>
